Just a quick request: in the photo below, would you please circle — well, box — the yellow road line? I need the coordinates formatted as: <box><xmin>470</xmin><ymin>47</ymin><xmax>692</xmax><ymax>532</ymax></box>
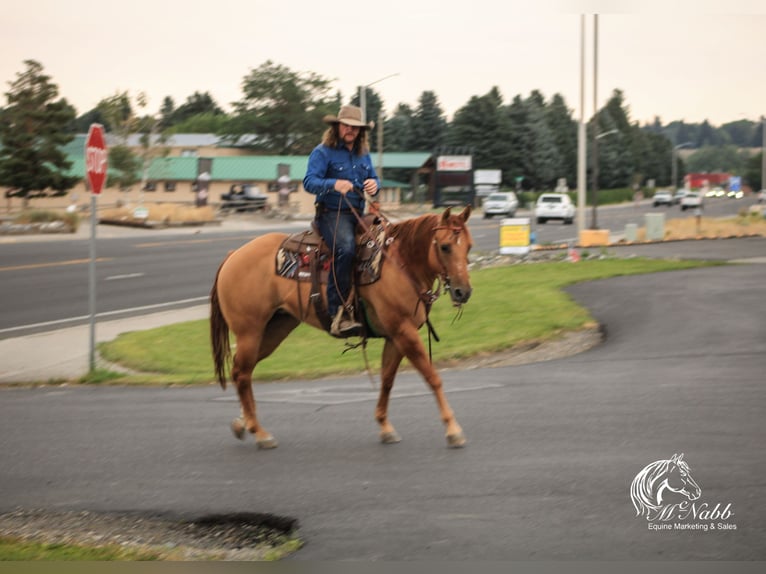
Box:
<box><xmin>0</xmin><ymin>257</ymin><xmax>112</xmax><ymax>272</ymax></box>
<box><xmin>135</xmin><ymin>235</ymin><xmax>254</xmax><ymax>248</ymax></box>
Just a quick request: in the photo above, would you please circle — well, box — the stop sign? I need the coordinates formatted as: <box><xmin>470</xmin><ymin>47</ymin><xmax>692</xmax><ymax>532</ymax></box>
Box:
<box><xmin>85</xmin><ymin>123</ymin><xmax>108</xmax><ymax>195</ymax></box>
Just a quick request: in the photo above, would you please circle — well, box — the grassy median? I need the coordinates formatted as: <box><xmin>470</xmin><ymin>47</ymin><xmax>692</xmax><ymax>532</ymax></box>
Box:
<box><xmin>94</xmin><ymin>257</ymin><xmax>721</xmax><ymax>385</ymax></box>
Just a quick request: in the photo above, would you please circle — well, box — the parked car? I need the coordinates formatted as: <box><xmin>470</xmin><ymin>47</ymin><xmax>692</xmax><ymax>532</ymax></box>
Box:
<box><xmin>672</xmin><ymin>189</ymin><xmax>688</xmax><ymax>204</ymax></box>
<box><xmin>535</xmin><ymin>193</ymin><xmax>575</xmax><ymax>224</ymax></box>
<box><xmin>652</xmin><ymin>190</ymin><xmax>673</xmax><ymax>207</ymax></box>
<box><xmin>757</xmin><ymin>190</ymin><xmax>766</xmax><ymax>204</ymax></box>
<box><xmin>482</xmin><ymin>192</ymin><xmax>519</xmax><ymax>218</ymax></box>
<box><xmin>680</xmin><ymin>191</ymin><xmax>703</xmax><ymax>211</ymax></box>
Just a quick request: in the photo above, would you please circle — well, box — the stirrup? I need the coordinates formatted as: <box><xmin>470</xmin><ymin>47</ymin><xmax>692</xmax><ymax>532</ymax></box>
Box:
<box><xmin>330</xmin><ymin>308</ymin><xmax>362</xmax><ymax>337</ymax></box>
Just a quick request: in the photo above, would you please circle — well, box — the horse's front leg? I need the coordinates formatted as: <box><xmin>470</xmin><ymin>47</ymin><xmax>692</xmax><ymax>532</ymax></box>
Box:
<box><xmin>393</xmin><ymin>326</ymin><xmax>466</xmax><ymax>448</ymax></box>
<box><xmin>376</xmin><ymin>339</ymin><xmax>404</xmax><ymax>444</ymax></box>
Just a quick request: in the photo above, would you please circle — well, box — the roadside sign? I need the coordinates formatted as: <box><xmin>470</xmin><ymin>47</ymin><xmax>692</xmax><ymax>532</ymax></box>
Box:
<box><xmin>85</xmin><ymin>123</ymin><xmax>108</xmax><ymax>195</ymax></box>
<box><xmin>499</xmin><ymin>217</ymin><xmax>531</xmax><ymax>255</ymax></box>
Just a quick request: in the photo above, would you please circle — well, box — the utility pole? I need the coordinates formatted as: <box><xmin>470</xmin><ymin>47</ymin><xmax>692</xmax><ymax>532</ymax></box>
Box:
<box><xmin>577</xmin><ymin>14</ymin><xmax>587</xmax><ymax>236</ymax></box>
<box><xmin>590</xmin><ymin>14</ymin><xmax>599</xmax><ymax>230</ymax></box>
<box><xmin>762</xmin><ymin>115</ymin><xmax>765</xmax><ymax>192</ymax></box>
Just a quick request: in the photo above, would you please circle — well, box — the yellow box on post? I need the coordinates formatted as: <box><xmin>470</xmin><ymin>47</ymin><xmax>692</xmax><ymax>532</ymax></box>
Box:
<box><xmin>578</xmin><ymin>229</ymin><xmax>610</xmax><ymax>247</ymax></box>
<box><xmin>499</xmin><ymin>218</ymin><xmax>531</xmax><ymax>255</ymax></box>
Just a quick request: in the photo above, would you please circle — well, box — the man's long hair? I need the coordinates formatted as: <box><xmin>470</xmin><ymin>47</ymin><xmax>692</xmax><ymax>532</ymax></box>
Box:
<box><xmin>321</xmin><ymin>124</ymin><xmax>371</xmax><ymax>155</ymax></box>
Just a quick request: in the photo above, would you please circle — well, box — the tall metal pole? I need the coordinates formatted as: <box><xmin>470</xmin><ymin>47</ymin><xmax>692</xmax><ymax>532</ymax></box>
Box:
<box><xmin>590</xmin><ymin>13</ymin><xmax>599</xmax><ymax>230</ymax></box>
<box><xmin>577</xmin><ymin>14</ymin><xmax>587</xmax><ymax>236</ymax></box>
<box><xmin>761</xmin><ymin>115</ymin><xmax>765</xmax><ymax>192</ymax></box>
<box><xmin>88</xmin><ymin>193</ymin><xmax>97</xmax><ymax>372</ymax></box>
<box><xmin>377</xmin><ymin>109</ymin><xmax>384</xmax><ymax>181</ymax></box>
<box><xmin>672</xmin><ymin>147</ymin><xmax>678</xmax><ymax>190</ymax></box>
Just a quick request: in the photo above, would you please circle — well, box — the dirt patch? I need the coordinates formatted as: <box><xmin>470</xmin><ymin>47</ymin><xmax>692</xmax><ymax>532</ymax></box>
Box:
<box><xmin>0</xmin><ymin>508</ymin><xmax>300</xmax><ymax>561</ymax></box>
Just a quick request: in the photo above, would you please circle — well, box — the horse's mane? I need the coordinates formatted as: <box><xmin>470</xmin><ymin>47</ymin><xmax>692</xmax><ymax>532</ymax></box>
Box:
<box><xmin>631</xmin><ymin>459</ymin><xmax>670</xmax><ymax>516</ymax></box>
<box><xmin>388</xmin><ymin>213</ymin><xmax>442</xmax><ymax>268</ymax></box>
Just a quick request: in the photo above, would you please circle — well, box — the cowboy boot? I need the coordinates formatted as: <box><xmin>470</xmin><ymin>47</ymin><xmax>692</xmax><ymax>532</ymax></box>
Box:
<box><xmin>330</xmin><ymin>307</ymin><xmax>362</xmax><ymax>337</ymax></box>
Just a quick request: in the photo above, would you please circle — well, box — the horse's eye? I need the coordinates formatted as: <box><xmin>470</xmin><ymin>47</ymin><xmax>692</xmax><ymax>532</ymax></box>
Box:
<box><xmin>440</xmin><ymin>244</ymin><xmax>452</xmax><ymax>254</ymax></box>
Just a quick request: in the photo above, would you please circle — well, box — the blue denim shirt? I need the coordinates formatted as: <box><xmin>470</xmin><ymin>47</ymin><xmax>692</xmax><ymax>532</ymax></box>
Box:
<box><xmin>303</xmin><ymin>143</ymin><xmax>379</xmax><ymax>211</ymax></box>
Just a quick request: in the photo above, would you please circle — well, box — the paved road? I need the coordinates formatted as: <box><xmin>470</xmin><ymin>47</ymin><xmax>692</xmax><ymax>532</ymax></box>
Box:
<box><xmin>0</xmin><ymin>241</ymin><xmax>764</xmax><ymax>560</ymax></box>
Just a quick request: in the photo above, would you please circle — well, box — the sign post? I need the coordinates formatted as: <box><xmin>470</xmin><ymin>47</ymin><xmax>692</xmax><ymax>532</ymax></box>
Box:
<box><xmin>85</xmin><ymin>124</ymin><xmax>108</xmax><ymax>372</ymax></box>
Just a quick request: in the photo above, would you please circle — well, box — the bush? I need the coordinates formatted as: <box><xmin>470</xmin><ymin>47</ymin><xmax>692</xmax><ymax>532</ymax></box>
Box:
<box><xmin>13</xmin><ymin>209</ymin><xmax>79</xmax><ymax>231</ymax></box>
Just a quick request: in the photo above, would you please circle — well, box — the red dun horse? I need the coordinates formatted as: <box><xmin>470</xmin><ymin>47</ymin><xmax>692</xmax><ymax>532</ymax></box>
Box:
<box><xmin>210</xmin><ymin>206</ymin><xmax>473</xmax><ymax>448</ymax></box>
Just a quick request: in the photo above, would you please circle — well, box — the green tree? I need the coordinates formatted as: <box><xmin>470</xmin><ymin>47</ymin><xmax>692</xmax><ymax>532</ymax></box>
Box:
<box><xmin>545</xmin><ymin>93</ymin><xmax>578</xmax><ymax>189</ymax></box>
<box><xmin>383</xmin><ymin>103</ymin><xmax>415</xmax><ymax>152</ymax></box>
<box><xmin>743</xmin><ymin>151</ymin><xmax>762</xmax><ymax>189</ymax></box>
<box><xmin>169</xmin><ymin>91</ymin><xmax>224</xmax><ymax>126</ymax></box>
<box><xmin>96</xmin><ymin>91</ymin><xmax>168</xmax><ymax>191</ymax></box>
<box><xmin>168</xmin><ymin>112</ymin><xmax>230</xmax><ymax>134</ymax></box>
<box><xmin>350</xmin><ymin>87</ymin><xmax>383</xmax><ymax>152</ymax></box>
<box><xmin>228</xmin><ymin>60</ymin><xmax>336</xmax><ymax>154</ymax></box>
<box><xmin>686</xmin><ymin>145</ymin><xmax>748</xmax><ymax>173</ymax></box>
<box><xmin>447</xmin><ymin>87</ymin><xmax>513</xmax><ymax>175</ymax></box>
<box><xmin>410</xmin><ymin>91</ymin><xmax>447</xmax><ymax>152</ymax></box>
<box><xmin>522</xmin><ymin>91</ymin><xmax>560</xmax><ymax>190</ymax></box>
<box><xmin>158</xmin><ymin>96</ymin><xmax>176</xmax><ymax>129</ymax></box>
<box><xmin>0</xmin><ymin>60</ymin><xmax>79</xmax><ymax>204</ymax></box>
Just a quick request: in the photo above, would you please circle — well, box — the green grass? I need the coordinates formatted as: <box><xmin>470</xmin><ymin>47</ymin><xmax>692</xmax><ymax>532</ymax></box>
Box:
<box><xmin>0</xmin><ymin>537</ymin><xmax>160</xmax><ymax>560</ymax></box>
<box><xmin>97</xmin><ymin>258</ymin><xmax>721</xmax><ymax>385</ymax></box>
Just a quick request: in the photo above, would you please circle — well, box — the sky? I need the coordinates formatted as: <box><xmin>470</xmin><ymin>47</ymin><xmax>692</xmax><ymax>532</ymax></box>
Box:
<box><xmin>2</xmin><ymin>0</ymin><xmax>765</xmax><ymax>128</ymax></box>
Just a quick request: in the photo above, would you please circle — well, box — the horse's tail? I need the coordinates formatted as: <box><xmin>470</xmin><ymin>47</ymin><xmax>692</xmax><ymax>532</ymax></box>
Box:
<box><xmin>210</xmin><ymin>260</ymin><xmax>231</xmax><ymax>390</ymax></box>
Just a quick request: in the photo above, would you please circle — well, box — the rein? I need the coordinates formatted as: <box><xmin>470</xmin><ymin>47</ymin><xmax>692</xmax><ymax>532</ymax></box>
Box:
<box><xmin>342</xmin><ymin>194</ymin><xmax>464</xmax><ymax>362</ymax></box>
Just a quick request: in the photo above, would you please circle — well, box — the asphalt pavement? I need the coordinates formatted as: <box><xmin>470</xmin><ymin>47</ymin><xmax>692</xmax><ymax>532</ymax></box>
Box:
<box><xmin>0</xmin><ymin>244</ymin><xmax>764</xmax><ymax>561</ymax></box>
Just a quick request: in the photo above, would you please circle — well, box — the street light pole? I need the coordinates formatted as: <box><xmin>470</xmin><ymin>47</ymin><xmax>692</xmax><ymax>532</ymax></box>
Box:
<box><xmin>359</xmin><ymin>73</ymin><xmax>399</xmax><ymax>182</ymax></box>
<box><xmin>590</xmin><ymin>14</ymin><xmax>599</xmax><ymax>230</ymax></box>
<box><xmin>761</xmin><ymin>115</ymin><xmax>765</xmax><ymax>192</ymax></box>
<box><xmin>576</xmin><ymin>14</ymin><xmax>587</xmax><ymax>236</ymax></box>
<box><xmin>672</xmin><ymin>142</ymin><xmax>693</xmax><ymax>191</ymax></box>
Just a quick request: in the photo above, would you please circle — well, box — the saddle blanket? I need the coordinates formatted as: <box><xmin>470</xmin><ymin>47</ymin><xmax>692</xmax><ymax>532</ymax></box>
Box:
<box><xmin>275</xmin><ymin>219</ymin><xmax>390</xmax><ymax>286</ymax></box>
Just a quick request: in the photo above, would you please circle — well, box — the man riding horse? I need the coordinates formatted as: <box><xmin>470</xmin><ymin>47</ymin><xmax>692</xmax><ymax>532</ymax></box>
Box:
<box><xmin>302</xmin><ymin>105</ymin><xmax>380</xmax><ymax>337</ymax></box>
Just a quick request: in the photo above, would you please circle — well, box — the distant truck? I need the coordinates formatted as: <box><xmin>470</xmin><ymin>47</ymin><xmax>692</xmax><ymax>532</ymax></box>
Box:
<box><xmin>219</xmin><ymin>184</ymin><xmax>268</xmax><ymax>213</ymax></box>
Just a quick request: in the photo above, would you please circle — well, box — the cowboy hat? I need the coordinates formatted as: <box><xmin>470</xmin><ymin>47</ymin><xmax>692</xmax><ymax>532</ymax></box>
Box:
<box><xmin>323</xmin><ymin>105</ymin><xmax>375</xmax><ymax>129</ymax></box>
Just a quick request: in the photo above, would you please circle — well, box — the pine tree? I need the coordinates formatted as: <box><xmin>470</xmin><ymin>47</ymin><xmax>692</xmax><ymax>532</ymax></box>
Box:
<box><xmin>0</xmin><ymin>60</ymin><xmax>79</xmax><ymax>204</ymax></box>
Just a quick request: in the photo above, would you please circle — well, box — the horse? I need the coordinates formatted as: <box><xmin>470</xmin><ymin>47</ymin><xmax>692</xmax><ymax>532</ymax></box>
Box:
<box><xmin>210</xmin><ymin>205</ymin><xmax>474</xmax><ymax>449</ymax></box>
<box><xmin>630</xmin><ymin>453</ymin><xmax>701</xmax><ymax>519</ymax></box>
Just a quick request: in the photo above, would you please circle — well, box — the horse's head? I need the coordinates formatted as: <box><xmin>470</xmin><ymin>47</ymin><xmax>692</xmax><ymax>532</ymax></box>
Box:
<box><xmin>432</xmin><ymin>206</ymin><xmax>473</xmax><ymax>306</ymax></box>
<box><xmin>664</xmin><ymin>453</ymin><xmax>701</xmax><ymax>502</ymax></box>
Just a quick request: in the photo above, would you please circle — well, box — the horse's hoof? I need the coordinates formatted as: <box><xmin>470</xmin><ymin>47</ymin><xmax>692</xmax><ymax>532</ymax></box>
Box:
<box><xmin>231</xmin><ymin>418</ymin><xmax>246</xmax><ymax>441</ymax></box>
<box><xmin>256</xmin><ymin>435</ymin><xmax>279</xmax><ymax>449</ymax></box>
<box><xmin>446</xmin><ymin>433</ymin><xmax>466</xmax><ymax>448</ymax></box>
<box><xmin>380</xmin><ymin>431</ymin><xmax>401</xmax><ymax>444</ymax></box>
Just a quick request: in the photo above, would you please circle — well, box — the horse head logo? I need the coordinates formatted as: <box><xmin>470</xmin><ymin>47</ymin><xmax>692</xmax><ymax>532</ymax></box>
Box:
<box><xmin>630</xmin><ymin>453</ymin><xmax>702</xmax><ymax>520</ymax></box>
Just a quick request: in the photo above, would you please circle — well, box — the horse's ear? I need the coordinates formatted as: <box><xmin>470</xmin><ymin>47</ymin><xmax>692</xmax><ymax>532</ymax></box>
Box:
<box><xmin>459</xmin><ymin>205</ymin><xmax>472</xmax><ymax>222</ymax></box>
<box><xmin>441</xmin><ymin>207</ymin><xmax>453</xmax><ymax>223</ymax></box>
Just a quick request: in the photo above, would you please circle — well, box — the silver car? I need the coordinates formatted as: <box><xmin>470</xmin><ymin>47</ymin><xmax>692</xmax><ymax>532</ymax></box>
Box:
<box><xmin>482</xmin><ymin>192</ymin><xmax>519</xmax><ymax>218</ymax></box>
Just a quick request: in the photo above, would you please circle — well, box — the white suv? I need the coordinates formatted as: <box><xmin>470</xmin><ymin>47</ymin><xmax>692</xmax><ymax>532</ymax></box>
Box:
<box><xmin>535</xmin><ymin>193</ymin><xmax>575</xmax><ymax>224</ymax></box>
<box><xmin>482</xmin><ymin>192</ymin><xmax>519</xmax><ymax>218</ymax></box>
<box><xmin>680</xmin><ymin>191</ymin><xmax>703</xmax><ymax>211</ymax></box>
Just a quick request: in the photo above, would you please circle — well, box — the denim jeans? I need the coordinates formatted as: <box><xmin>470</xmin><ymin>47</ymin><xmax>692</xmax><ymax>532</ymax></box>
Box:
<box><xmin>315</xmin><ymin>208</ymin><xmax>357</xmax><ymax>317</ymax></box>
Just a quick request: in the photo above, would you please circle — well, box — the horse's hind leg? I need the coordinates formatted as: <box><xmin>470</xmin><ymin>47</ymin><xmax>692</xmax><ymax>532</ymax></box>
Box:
<box><xmin>376</xmin><ymin>339</ymin><xmax>403</xmax><ymax>444</ymax></box>
<box><xmin>230</xmin><ymin>334</ymin><xmax>278</xmax><ymax>449</ymax></box>
<box><xmin>230</xmin><ymin>314</ymin><xmax>299</xmax><ymax>449</ymax></box>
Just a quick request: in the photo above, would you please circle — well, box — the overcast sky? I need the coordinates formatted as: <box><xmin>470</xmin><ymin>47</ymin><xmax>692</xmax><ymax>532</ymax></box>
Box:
<box><xmin>2</xmin><ymin>0</ymin><xmax>765</xmax><ymax>128</ymax></box>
